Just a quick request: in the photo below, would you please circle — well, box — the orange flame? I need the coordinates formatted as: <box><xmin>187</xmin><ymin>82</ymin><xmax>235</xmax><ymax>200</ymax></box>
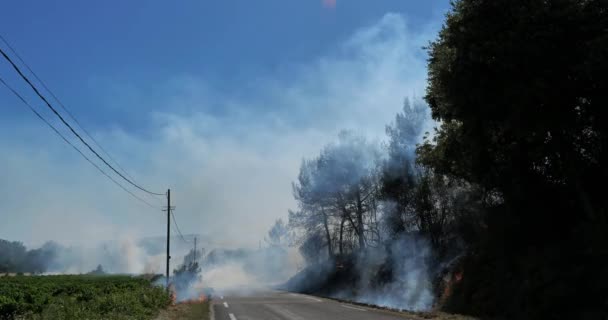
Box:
<box><xmin>181</xmin><ymin>294</ymin><xmax>207</xmax><ymax>304</ymax></box>
<box><xmin>169</xmin><ymin>286</ymin><xmax>177</xmax><ymax>306</ymax></box>
<box><xmin>168</xmin><ymin>282</ymin><xmax>207</xmax><ymax>305</ymax></box>
<box><xmin>440</xmin><ymin>270</ymin><xmax>465</xmax><ymax>305</ymax></box>
<box><xmin>455</xmin><ymin>271</ymin><xmax>464</xmax><ymax>282</ymax></box>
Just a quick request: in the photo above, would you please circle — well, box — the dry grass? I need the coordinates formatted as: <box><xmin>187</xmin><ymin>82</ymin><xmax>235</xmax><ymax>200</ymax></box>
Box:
<box><xmin>154</xmin><ymin>301</ymin><xmax>210</xmax><ymax>320</ymax></box>
<box><xmin>314</xmin><ymin>295</ymin><xmax>480</xmax><ymax>320</ymax></box>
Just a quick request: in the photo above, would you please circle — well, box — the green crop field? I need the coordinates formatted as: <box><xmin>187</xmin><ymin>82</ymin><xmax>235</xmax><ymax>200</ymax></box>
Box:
<box><xmin>0</xmin><ymin>275</ymin><xmax>171</xmax><ymax>320</ymax></box>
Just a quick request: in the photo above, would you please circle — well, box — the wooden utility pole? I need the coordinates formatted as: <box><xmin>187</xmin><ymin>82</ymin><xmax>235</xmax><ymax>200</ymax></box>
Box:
<box><xmin>165</xmin><ymin>189</ymin><xmax>171</xmax><ymax>290</ymax></box>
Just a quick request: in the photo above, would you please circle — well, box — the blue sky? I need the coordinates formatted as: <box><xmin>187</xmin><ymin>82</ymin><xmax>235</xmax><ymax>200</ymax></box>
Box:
<box><xmin>0</xmin><ymin>1</ymin><xmax>449</xmax><ymax>251</ymax></box>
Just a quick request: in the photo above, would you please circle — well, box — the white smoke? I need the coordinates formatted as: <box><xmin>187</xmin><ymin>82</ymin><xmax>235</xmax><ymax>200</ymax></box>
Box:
<box><xmin>41</xmin><ymin>236</ymin><xmax>191</xmax><ymax>275</ymax></box>
<box><xmin>0</xmin><ymin>12</ymin><xmax>436</xmax><ymax>249</ymax></box>
<box><xmin>351</xmin><ymin>236</ymin><xmax>434</xmax><ymax>311</ymax></box>
<box><xmin>1</xmin><ymin>12</ymin><xmax>442</xmax><ymax>309</ymax></box>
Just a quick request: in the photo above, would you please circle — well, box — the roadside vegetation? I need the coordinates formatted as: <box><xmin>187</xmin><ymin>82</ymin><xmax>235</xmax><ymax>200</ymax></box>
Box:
<box><xmin>0</xmin><ymin>275</ymin><xmax>171</xmax><ymax>320</ymax></box>
<box><xmin>282</xmin><ymin>0</ymin><xmax>608</xmax><ymax>318</ymax></box>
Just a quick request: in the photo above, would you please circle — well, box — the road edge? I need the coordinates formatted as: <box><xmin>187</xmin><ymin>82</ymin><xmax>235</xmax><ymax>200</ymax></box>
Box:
<box><xmin>279</xmin><ymin>290</ymin><xmax>479</xmax><ymax>320</ymax></box>
<box><xmin>209</xmin><ymin>299</ymin><xmax>216</xmax><ymax>320</ymax></box>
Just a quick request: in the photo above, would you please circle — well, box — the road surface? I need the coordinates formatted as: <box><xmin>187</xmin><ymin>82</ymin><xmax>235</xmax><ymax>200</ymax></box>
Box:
<box><xmin>212</xmin><ymin>289</ymin><xmax>411</xmax><ymax>320</ymax></box>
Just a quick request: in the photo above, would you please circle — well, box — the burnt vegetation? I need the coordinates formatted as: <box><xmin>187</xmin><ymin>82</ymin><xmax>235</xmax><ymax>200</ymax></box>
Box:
<box><xmin>283</xmin><ymin>0</ymin><xmax>608</xmax><ymax>319</ymax></box>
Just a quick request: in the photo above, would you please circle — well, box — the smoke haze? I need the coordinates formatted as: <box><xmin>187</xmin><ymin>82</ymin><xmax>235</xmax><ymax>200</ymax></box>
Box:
<box><xmin>0</xmin><ymin>14</ymin><xmax>440</xmax><ymax>301</ymax></box>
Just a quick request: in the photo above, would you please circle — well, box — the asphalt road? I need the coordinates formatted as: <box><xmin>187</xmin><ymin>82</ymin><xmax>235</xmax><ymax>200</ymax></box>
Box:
<box><xmin>212</xmin><ymin>289</ymin><xmax>412</xmax><ymax>320</ymax></box>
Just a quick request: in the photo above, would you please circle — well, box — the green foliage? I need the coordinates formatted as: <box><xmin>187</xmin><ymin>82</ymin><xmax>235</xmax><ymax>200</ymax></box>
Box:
<box><xmin>0</xmin><ymin>275</ymin><xmax>171</xmax><ymax>320</ymax></box>
<box><xmin>379</xmin><ymin>98</ymin><xmax>479</xmax><ymax>259</ymax></box>
<box><xmin>424</xmin><ymin>0</ymin><xmax>608</xmax><ymax>219</ymax></box>
<box><xmin>422</xmin><ymin>0</ymin><xmax>608</xmax><ymax>318</ymax></box>
<box><xmin>380</xmin><ymin>99</ymin><xmax>427</xmax><ymax>237</ymax></box>
<box><xmin>283</xmin><ymin>1</ymin><xmax>608</xmax><ymax>317</ymax></box>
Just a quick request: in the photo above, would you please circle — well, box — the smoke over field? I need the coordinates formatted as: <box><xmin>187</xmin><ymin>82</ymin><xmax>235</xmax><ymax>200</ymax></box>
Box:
<box><xmin>162</xmin><ymin>245</ymin><xmax>302</xmax><ymax>302</ymax></box>
<box><xmin>0</xmin><ymin>236</ymin><xmax>196</xmax><ymax>275</ymax></box>
<box><xmin>0</xmin><ymin>11</ymin><xmax>450</xmax><ymax>314</ymax></box>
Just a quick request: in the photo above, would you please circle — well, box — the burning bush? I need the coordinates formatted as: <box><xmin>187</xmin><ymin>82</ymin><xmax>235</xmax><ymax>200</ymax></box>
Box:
<box><xmin>172</xmin><ymin>261</ymin><xmax>201</xmax><ymax>301</ymax></box>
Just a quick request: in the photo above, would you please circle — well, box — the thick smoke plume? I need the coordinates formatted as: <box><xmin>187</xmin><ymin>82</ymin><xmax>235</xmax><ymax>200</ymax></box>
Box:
<box><xmin>0</xmin><ymin>13</ymin><xmax>444</xmax><ymax>313</ymax></box>
<box><xmin>282</xmin><ymin>235</ymin><xmax>435</xmax><ymax>311</ymax></box>
<box><xmin>345</xmin><ymin>235</ymin><xmax>434</xmax><ymax>311</ymax></box>
<box><xmin>283</xmin><ymin>98</ymin><xmax>440</xmax><ymax>311</ymax></box>
<box><xmin>0</xmin><ymin>236</ymin><xmax>200</xmax><ymax>275</ymax></box>
<box><xmin>167</xmin><ymin>245</ymin><xmax>302</xmax><ymax>301</ymax></box>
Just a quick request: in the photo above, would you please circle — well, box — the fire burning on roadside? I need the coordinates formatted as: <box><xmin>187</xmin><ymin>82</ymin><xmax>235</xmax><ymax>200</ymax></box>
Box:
<box><xmin>176</xmin><ymin>293</ymin><xmax>208</xmax><ymax>305</ymax></box>
<box><xmin>169</xmin><ymin>284</ymin><xmax>177</xmax><ymax>305</ymax></box>
<box><xmin>454</xmin><ymin>271</ymin><xmax>463</xmax><ymax>282</ymax></box>
<box><xmin>439</xmin><ymin>269</ymin><xmax>465</xmax><ymax>306</ymax></box>
<box><xmin>168</xmin><ymin>282</ymin><xmax>208</xmax><ymax>304</ymax></box>
<box><xmin>183</xmin><ymin>294</ymin><xmax>207</xmax><ymax>304</ymax></box>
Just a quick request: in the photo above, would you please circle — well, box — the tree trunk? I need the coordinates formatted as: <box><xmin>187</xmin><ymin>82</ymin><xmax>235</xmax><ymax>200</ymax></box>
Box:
<box><xmin>339</xmin><ymin>214</ymin><xmax>345</xmax><ymax>255</ymax></box>
<box><xmin>356</xmin><ymin>191</ymin><xmax>365</xmax><ymax>249</ymax></box>
<box><xmin>321</xmin><ymin>208</ymin><xmax>333</xmax><ymax>258</ymax></box>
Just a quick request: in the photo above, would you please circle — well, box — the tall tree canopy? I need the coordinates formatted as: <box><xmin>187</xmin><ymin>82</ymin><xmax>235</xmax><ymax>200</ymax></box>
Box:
<box><xmin>290</xmin><ymin>132</ymin><xmax>382</xmax><ymax>257</ymax></box>
<box><xmin>421</xmin><ymin>0</ymin><xmax>608</xmax><ymax>317</ymax></box>
<box><xmin>422</xmin><ymin>0</ymin><xmax>608</xmax><ymax>225</ymax></box>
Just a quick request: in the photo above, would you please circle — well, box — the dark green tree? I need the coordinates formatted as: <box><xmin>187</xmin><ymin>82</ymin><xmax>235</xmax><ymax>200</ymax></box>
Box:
<box><xmin>421</xmin><ymin>0</ymin><xmax>608</xmax><ymax>317</ymax></box>
<box><xmin>87</xmin><ymin>264</ymin><xmax>105</xmax><ymax>275</ymax></box>
<box><xmin>380</xmin><ymin>99</ymin><xmax>428</xmax><ymax>236</ymax></box>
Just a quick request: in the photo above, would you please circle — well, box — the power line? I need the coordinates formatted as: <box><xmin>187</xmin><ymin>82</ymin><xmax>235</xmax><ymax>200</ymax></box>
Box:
<box><xmin>171</xmin><ymin>211</ymin><xmax>190</xmax><ymax>243</ymax></box>
<box><xmin>0</xmin><ymin>75</ymin><xmax>159</xmax><ymax>209</ymax></box>
<box><xmin>0</xmin><ymin>47</ymin><xmax>165</xmax><ymax>196</ymax></box>
<box><xmin>171</xmin><ymin>210</ymin><xmax>190</xmax><ymax>243</ymax></box>
<box><xmin>0</xmin><ymin>34</ymin><xmax>137</xmax><ymax>182</ymax></box>
<box><xmin>170</xmin><ymin>223</ymin><xmax>187</xmax><ymax>246</ymax></box>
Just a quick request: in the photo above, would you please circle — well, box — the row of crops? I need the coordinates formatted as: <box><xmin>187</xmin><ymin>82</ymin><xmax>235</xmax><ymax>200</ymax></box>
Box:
<box><xmin>0</xmin><ymin>275</ymin><xmax>171</xmax><ymax>319</ymax></box>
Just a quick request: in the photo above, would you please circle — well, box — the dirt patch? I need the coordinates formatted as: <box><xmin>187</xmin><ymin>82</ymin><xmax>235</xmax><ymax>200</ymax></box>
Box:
<box><xmin>154</xmin><ymin>301</ymin><xmax>210</xmax><ymax>320</ymax></box>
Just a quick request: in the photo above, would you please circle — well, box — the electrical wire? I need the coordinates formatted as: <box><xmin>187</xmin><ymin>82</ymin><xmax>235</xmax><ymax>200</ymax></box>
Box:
<box><xmin>0</xmin><ymin>47</ymin><xmax>165</xmax><ymax>196</ymax></box>
<box><xmin>0</xmin><ymin>75</ymin><xmax>159</xmax><ymax>209</ymax></box>
<box><xmin>171</xmin><ymin>210</ymin><xmax>191</xmax><ymax>243</ymax></box>
<box><xmin>0</xmin><ymin>34</ymin><xmax>137</xmax><ymax>182</ymax></box>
